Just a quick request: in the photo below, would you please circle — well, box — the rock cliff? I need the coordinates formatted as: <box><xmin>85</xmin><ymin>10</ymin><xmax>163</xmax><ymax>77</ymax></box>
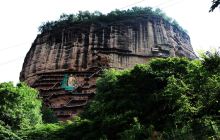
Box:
<box><xmin>20</xmin><ymin>15</ymin><xmax>197</xmax><ymax>120</ymax></box>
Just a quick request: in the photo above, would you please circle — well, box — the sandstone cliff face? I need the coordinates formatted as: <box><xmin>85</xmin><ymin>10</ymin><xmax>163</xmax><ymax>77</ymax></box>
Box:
<box><xmin>20</xmin><ymin>17</ymin><xmax>196</xmax><ymax>85</ymax></box>
<box><xmin>20</xmin><ymin>16</ymin><xmax>197</xmax><ymax>120</ymax></box>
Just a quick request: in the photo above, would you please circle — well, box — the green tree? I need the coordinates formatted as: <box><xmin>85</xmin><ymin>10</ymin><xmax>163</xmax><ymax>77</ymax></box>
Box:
<box><xmin>18</xmin><ymin>53</ymin><xmax>220</xmax><ymax>139</ymax></box>
<box><xmin>0</xmin><ymin>82</ymin><xmax>42</xmax><ymax>130</ymax></box>
<box><xmin>81</xmin><ymin>56</ymin><xmax>220</xmax><ymax>139</ymax></box>
<box><xmin>0</xmin><ymin>122</ymin><xmax>21</xmax><ymax>140</ymax></box>
<box><xmin>81</xmin><ymin>58</ymin><xmax>197</xmax><ymax>139</ymax></box>
<box><xmin>202</xmin><ymin>51</ymin><xmax>220</xmax><ymax>73</ymax></box>
<box><xmin>20</xmin><ymin>123</ymin><xmax>63</xmax><ymax>140</ymax></box>
<box><xmin>41</xmin><ymin>106</ymin><xmax>58</xmax><ymax>123</ymax></box>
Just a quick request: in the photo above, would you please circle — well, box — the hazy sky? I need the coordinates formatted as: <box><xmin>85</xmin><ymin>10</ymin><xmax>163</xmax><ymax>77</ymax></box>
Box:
<box><xmin>0</xmin><ymin>0</ymin><xmax>219</xmax><ymax>83</ymax></box>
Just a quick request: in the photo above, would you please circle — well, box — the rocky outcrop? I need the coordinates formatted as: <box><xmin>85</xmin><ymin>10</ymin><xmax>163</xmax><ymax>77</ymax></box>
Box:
<box><xmin>20</xmin><ymin>16</ymin><xmax>197</xmax><ymax>120</ymax></box>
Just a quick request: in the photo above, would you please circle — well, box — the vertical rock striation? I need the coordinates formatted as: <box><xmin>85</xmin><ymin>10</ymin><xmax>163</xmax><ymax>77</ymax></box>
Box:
<box><xmin>20</xmin><ymin>16</ymin><xmax>197</xmax><ymax>120</ymax></box>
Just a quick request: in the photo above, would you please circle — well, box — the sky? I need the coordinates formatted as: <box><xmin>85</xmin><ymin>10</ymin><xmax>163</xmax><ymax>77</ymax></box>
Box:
<box><xmin>0</xmin><ymin>0</ymin><xmax>219</xmax><ymax>83</ymax></box>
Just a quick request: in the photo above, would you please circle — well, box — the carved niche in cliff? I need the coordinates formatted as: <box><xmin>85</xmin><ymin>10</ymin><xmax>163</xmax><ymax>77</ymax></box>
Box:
<box><xmin>20</xmin><ymin>17</ymin><xmax>197</xmax><ymax>120</ymax></box>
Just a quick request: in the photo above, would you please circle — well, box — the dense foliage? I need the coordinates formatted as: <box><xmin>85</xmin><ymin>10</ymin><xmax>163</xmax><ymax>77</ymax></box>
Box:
<box><xmin>38</xmin><ymin>7</ymin><xmax>186</xmax><ymax>34</ymax></box>
<box><xmin>41</xmin><ymin>106</ymin><xmax>58</xmax><ymax>123</ymax></box>
<box><xmin>0</xmin><ymin>82</ymin><xmax>42</xmax><ymax>130</ymax></box>
<box><xmin>1</xmin><ymin>53</ymin><xmax>220</xmax><ymax>139</ymax></box>
<box><xmin>82</xmin><ymin>54</ymin><xmax>220</xmax><ymax>139</ymax></box>
<box><xmin>80</xmin><ymin>58</ymin><xmax>208</xmax><ymax>139</ymax></box>
<box><xmin>19</xmin><ymin>117</ymin><xmax>98</xmax><ymax>140</ymax></box>
<box><xmin>0</xmin><ymin>124</ymin><xmax>21</xmax><ymax>140</ymax></box>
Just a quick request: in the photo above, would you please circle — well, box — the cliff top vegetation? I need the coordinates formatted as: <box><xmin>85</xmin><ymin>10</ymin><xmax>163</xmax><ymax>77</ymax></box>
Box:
<box><xmin>38</xmin><ymin>7</ymin><xmax>187</xmax><ymax>34</ymax></box>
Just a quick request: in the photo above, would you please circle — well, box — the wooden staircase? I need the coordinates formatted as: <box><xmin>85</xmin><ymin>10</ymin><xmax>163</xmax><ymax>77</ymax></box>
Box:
<box><xmin>32</xmin><ymin>68</ymin><xmax>102</xmax><ymax>121</ymax></box>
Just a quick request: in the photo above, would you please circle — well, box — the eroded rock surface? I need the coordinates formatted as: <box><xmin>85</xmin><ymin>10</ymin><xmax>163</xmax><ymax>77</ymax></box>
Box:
<box><xmin>20</xmin><ymin>17</ymin><xmax>197</xmax><ymax>120</ymax></box>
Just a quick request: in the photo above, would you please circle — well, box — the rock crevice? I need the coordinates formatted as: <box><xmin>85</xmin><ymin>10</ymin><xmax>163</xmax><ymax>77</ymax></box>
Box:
<box><xmin>20</xmin><ymin>17</ymin><xmax>197</xmax><ymax>120</ymax></box>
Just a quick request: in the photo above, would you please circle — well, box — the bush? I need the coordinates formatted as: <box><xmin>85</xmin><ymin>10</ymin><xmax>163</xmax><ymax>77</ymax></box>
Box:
<box><xmin>0</xmin><ymin>124</ymin><xmax>21</xmax><ymax>140</ymax></box>
<box><xmin>0</xmin><ymin>82</ymin><xmax>42</xmax><ymax>130</ymax></box>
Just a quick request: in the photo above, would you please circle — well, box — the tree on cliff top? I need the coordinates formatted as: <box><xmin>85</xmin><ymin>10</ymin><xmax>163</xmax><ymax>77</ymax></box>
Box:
<box><xmin>38</xmin><ymin>7</ymin><xmax>186</xmax><ymax>34</ymax></box>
